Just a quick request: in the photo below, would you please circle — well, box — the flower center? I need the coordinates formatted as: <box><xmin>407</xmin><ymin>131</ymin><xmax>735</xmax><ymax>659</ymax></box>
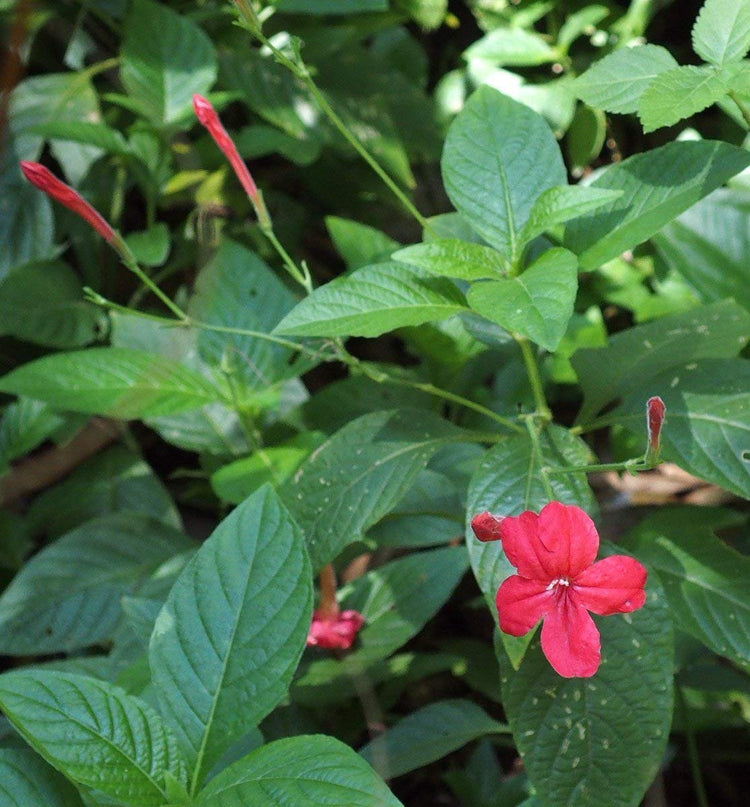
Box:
<box><xmin>546</xmin><ymin>577</ymin><xmax>571</xmax><ymax>591</ymax></box>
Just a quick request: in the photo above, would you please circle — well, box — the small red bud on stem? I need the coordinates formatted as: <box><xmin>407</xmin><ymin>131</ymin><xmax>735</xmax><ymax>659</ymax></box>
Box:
<box><xmin>646</xmin><ymin>396</ymin><xmax>666</xmax><ymax>463</ymax></box>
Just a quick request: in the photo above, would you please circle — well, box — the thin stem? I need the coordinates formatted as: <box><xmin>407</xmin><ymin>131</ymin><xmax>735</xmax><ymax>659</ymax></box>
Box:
<box><xmin>261</xmin><ymin>225</ymin><xmax>312</xmax><ymax>293</ymax></box>
<box><xmin>524</xmin><ymin>417</ymin><xmax>555</xmax><ymax>500</ymax></box>
<box><xmin>345</xmin><ymin>355</ymin><xmax>524</xmax><ymax>434</ymax></box>
<box><xmin>318</xmin><ymin>564</ymin><xmax>340</xmax><ymax>619</ymax></box>
<box><xmin>545</xmin><ymin>458</ymin><xmax>652</xmax><ymax>475</ymax></box>
<box><xmin>117</xmin><ymin>246</ymin><xmax>188</xmax><ymax>321</ymax></box>
<box><xmin>517</xmin><ymin>337</ymin><xmax>551</xmax><ymax>421</ymax></box>
<box><xmin>248</xmin><ymin>27</ymin><xmax>433</xmax><ymax>233</ymax></box>
<box><xmin>676</xmin><ymin>686</ymin><xmax>710</xmax><ymax>807</ymax></box>
<box><xmin>728</xmin><ymin>91</ymin><xmax>750</xmax><ymax>129</ymax></box>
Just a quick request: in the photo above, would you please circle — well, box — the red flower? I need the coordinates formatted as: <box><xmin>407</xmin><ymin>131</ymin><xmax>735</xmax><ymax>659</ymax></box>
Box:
<box><xmin>471</xmin><ymin>501</ymin><xmax>647</xmax><ymax>678</ymax></box>
<box><xmin>192</xmin><ymin>94</ymin><xmax>269</xmax><ymax>225</ymax></box>
<box><xmin>307</xmin><ymin>608</ymin><xmax>365</xmax><ymax>650</ymax></box>
<box><xmin>21</xmin><ymin>161</ymin><xmax>119</xmax><ymax>245</ymax></box>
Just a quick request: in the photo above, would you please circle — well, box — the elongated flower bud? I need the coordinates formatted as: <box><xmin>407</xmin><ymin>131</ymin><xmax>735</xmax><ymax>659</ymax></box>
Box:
<box><xmin>646</xmin><ymin>396</ymin><xmax>666</xmax><ymax>462</ymax></box>
<box><xmin>192</xmin><ymin>94</ymin><xmax>270</xmax><ymax>226</ymax></box>
<box><xmin>21</xmin><ymin>161</ymin><xmax>120</xmax><ymax>246</ymax></box>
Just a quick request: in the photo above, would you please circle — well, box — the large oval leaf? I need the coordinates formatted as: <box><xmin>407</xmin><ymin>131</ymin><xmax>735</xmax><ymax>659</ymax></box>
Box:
<box><xmin>0</xmin><ymin>747</ymin><xmax>84</xmax><ymax>807</ymax></box>
<box><xmin>0</xmin><ymin>670</ymin><xmax>187</xmax><ymax>807</ymax></box>
<box><xmin>442</xmin><ymin>86</ymin><xmax>566</xmax><ymax>259</ymax></box>
<box><xmin>149</xmin><ymin>485</ymin><xmax>313</xmax><ymax>791</ymax></box>
<box><xmin>195</xmin><ymin>735</ymin><xmax>403</xmax><ymax>807</ymax></box>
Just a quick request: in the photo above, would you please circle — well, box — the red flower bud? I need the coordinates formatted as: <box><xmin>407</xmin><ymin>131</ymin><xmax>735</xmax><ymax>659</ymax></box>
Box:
<box><xmin>193</xmin><ymin>94</ymin><xmax>264</xmax><ymax>212</ymax></box>
<box><xmin>471</xmin><ymin>511</ymin><xmax>504</xmax><ymax>542</ymax></box>
<box><xmin>21</xmin><ymin>161</ymin><xmax>119</xmax><ymax>245</ymax></box>
<box><xmin>646</xmin><ymin>396</ymin><xmax>666</xmax><ymax>459</ymax></box>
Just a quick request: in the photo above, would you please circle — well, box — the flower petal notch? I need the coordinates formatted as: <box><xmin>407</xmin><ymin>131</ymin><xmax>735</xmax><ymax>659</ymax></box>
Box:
<box><xmin>307</xmin><ymin>609</ymin><xmax>365</xmax><ymax>650</ymax></box>
<box><xmin>477</xmin><ymin>501</ymin><xmax>647</xmax><ymax>678</ymax></box>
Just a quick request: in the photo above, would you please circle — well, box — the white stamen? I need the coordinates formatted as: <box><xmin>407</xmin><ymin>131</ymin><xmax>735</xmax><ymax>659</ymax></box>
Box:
<box><xmin>546</xmin><ymin>577</ymin><xmax>571</xmax><ymax>590</ymax></box>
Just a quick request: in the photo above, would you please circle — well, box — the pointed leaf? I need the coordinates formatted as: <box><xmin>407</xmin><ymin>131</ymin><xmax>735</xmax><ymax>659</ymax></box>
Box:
<box><xmin>442</xmin><ymin>86</ymin><xmax>566</xmax><ymax>258</ymax></box>
<box><xmin>501</xmin><ymin>576</ymin><xmax>673</xmax><ymax>807</ymax></box>
<box><xmin>464</xmin><ymin>27</ymin><xmax>558</xmax><ymax>67</ymax></box>
<box><xmin>468</xmin><ymin>248</ymin><xmax>578</xmax><ymax>351</ymax></box>
<box><xmin>624</xmin><ymin>507</ymin><xmax>750</xmax><ymax>670</ymax></box>
<box><xmin>274</xmin><ymin>261</ymin><xmax>467</xmax><ymax>337</ymax></box>
<box><xmin>638</xmin><ymin>65</ymin><xmax>730</xmax><ymax>132</ymax></box>
<box><xmin>195</xmin><ymin>735</ymin><xmax>403</xmax><ymax>806</ymax></box>
<box><xmin>0</xmin><ymin>670</ymin><xmax>187</xmax><ymax>806</ymax></box>
<box><xmin>121</xmin><ymin>0</ymin><xmax>217</xmax><ymax>125</ymax></box>
<box><xmin>393</xmin><ymin>239</ymin><xmax>509</xmax><ymax>279</ymax></box>
<box><xmin>150</xmin><ymin>486</ymin><xmax>313</xmax><ymax>789</ymax></box>
<box><xmin>520</xmin><ymin>187</ymin><xmax>624</xmax><ymax>245</ymax></box>
<box><xmin>360</xmin><ymin>699</ymin><xmax>509</xmax><ymax>779</ymax></box>
<box><xmin>0</xmin><ymin>348</ymin><xmax>226</xmax><ymax>418</ymax></box>
<box><xmin>571</xmin><ymin>45</ymin><xmax>678</xmax><ymax>114</ymax></box>
<box><xmin>0</xmin><ymin>747</ymin><xmax>84</xmax><ymax>807</ymax></box>
<box><xmin>572</xmin><ymin>300</ymin><xmax>750</xmax><ymax>423</ymax></box>
<box><xmin>0</xmin><ymin>513</ymin><xmax>192</xmax><ymax>655</ymax></box>
<box><xmin>692</xmin><ymin>0</ymin><xmax>750</xmax><ymax>66</ymax></box>
<box><xmin>564</xmin><ymin>140</ymin><xmax>750</xmax><ymax>270</ymax></box>
<box><xmin>281</xmin><ymin>409</ymin><xmax>466</xmax><ymax>570</ymax></box>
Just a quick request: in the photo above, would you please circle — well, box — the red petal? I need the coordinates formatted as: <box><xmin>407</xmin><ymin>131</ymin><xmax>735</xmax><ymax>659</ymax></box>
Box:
<box><xmin>540</xmin><ymin>592</ymin><xmax>601</xmax><ymax>678</ymax></box>
<box><xmin>537</xmin><ymin>501</ymin><xmax>599</xmax><ymax>579</ymax></box>
<box><xmin>496</xmin><ymin>575</ymin><xmax>554</xmax><ymax>636</ymax></box>
<box><xmin>306</xmin><ymin>609</ymin><xmax>364</xmax><ymax>650</ymax></box>
<box><xmin>573</xmin><ymin>555</ymin><xmax>647</xmax><ymax>615</ymax></box>
<box><xmin>471</xmin><ymin>511</ymin><xmax>504</xmax><ymax>542</ymax></box>
<box><xmin>499</xmin><ymin>510</ymin><xmax>555</xmax><ymax>579</ymax></box>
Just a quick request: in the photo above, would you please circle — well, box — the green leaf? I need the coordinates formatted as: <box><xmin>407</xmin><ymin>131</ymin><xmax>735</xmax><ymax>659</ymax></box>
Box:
<box><xmin>652</xmin><ymin>187</ymin><xmax>750</xmax><ymax>309</ymax></box>
<box><xmin>571</xmin><ymin>300</ymin><xmax>750</xmax><ymax>423</ymax></box>
<box><xmin>692</xmin><ymin>0</ymin><xmax>750</xmax><ymax>66</ymax></box>
<box><xmin>27</xmin><ymin>445</ymin><xmax>183</xmax><ymax>538</ymax></box>
<box><xmin>564</xmin><ymin>140</ymin><xmax>750</xmax><ymax>270</ymax></box>
<box><xmin>195</xmin><ymin>735</ymin><xmax>403</xmax><ymax>807</ymax></box>
<box><xmin>464</xmin><ymin>27</ymin><xmax>558</xmax><ymax>67</ymax></box>
<box><xmin>360</xmin><ymin>699</ymin><xmax>509</xmax><ymax>779</ymax></box>
<box><xmin>30</xmin><ymin>120</ymin><xmax>130</xmax><ymax>156</ymax></box>
<box><xmin>624</xmin><ymin>507</ymin><xmax>750</xmax><ymax>670</ymax></box>
<box><xmin>274</xmin><ymin>262</ymin><xmax>468</xmax><ymax>338</ymax></box>
<box><xmin>124</xmin><ymin>224</ymin><xmax>170</xmax><ymax>267</ymax></box>
<box><xmin>638</xmin><ymin>65</ymin><xmax>730</xmax><ymax>132</ymax></box>
<box><xmin>0</xmin><ymin>260</ymin><xmax>104</xmax><ymax>348</ymax></box>
<box><xmin>467</xmin><ymin>248</ymin><xmax>578</xmax><ymax>352</ymax></box>
<box><xmin>10</xmin><ymin>73</ymin><xmax>102</xmax><ymax>183</ymax></box>
<box><xmin>0</xmin><ymin>171</ymin><xmax>53</xmax><ymax>279</ymax></box>
<box><xmin>558</xmin><ymin>6</ymin><xmax>610</xmax><ymax>51</ymax></box>
<box><xmin>566</xmin><ymin>104</ymin><xmax>607</xmax><ymax>173</ymax></box>
<box><xmin>150</xmin><ymin>486</ymin><xmax>313</xmax><ymax>790</ymax></box>
<box><xmin>520</xmin><ymin>187</ymin><xmax>624</xmax><ymax>245</ymax></box>
<box><xmin>121</xmin><ymin>0</ymin><xmax>217</xmax><ymax>125</ymax></box>
<box><xmin>189</xmin><ymin>240</ymin><xmax>306</xmax><ymax>392</ymax></box>
<box><xmin>0</xmin><ymin>347</ymin><xmax>226</xmax><ymax>418</ymax></box>
<box><xmin>442</xmin><ymin>86</ymin><xmax>566</xmax><ymax>259</ymax></box>
<box><xmin>281</xmin><ymin>409</ymin><xmax>465</xmax><ymax>570</ymax></box>
<box><xmin>0</xmin><ymin>397</ymin><xmax>66</xmax><ymax>473</ymax></box>
<box><xmin>466</xmin><ymin>426</ymin><xmax>595</xmax><ymax>666</ymax></box>
<box><xmin>501</xmin><ymin>577</ymin><xmax>673</xmax><ymax>807</ymax></box>
<box><xmin>0</xmin><ymin>512</ymin><xmax>192</xmax><ymax>654</ymax></box>
<box><xmin>326</xmin><ymin>216</ymin><xmax>400</xmax><ymax>270</ymax></box>
<box><xmin>616</xmin><ymin>358</ymin><xmax>750</xmax><ymax>499</ymax></box>
<box><xmin>393</xmin><ymin>239</ymin><xmax>509</xmax><ymax>279</ymax></box>
<box><xmin>571</xmin><ymin>45</ymin><xmax>678</xmax><ymax>114</ymax></box>
<box><xmin>0</xmin><ymin>670</ymin><xmax>187</xmax><ymax>807</ymax></box>
<box><xmin>0</xmin><ymin>747</ymin><xmax>85</xmax><ymax>807</ymax></box>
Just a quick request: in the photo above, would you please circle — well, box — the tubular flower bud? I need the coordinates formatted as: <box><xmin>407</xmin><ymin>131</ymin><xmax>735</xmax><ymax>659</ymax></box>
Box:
<box><xmin>21</xmin><ymin>161</ymin><xmax>120</xmax><ymax>246</ymax></box>
<box><xmin>646</xmin><ymin>396</ymin><xmax>666</xmax><ymax>461</ymax></box>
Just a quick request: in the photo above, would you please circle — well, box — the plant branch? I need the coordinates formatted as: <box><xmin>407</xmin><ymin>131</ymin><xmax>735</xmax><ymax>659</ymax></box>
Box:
<box><xmin>517</xmin><ymin>337</ymin><xmax>551</xmax><ymax>421</ymax></box>
<box><xmin>728</xmin><ymin>90</ymin><xmax>750</xmax><ymax>129</ymax></box>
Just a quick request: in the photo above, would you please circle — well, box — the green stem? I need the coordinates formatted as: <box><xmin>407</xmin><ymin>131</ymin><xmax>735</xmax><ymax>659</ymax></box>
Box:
<box><xmin>114</xmin><ymin>244</ymin><xmax>188</xmax><ymax>321</ymax></box>
<box><xmin>261</xmin><ymin>225</ymin><xmax>312</xmax><ymax>293</ymax></box>
<box><xmin>523</xmin><ymin>416</ymin><xmax>555</xmax><ymax>500</ymax></box>
<box><xmin>676</xmin><ymin>686</ymin><xmax>710</xmax><ymax>807</ymax></box>
<box><xmin>248</xmin><ymin>28</ymin><xmax>433</xmax><ymax>233</ymax></box>
<box><xmin>728</xmin><ymin>91</ymin><xmax>750</xmax><ymax>129</ymax></box>
<box><xmin>346</xmin><ymin>355</ymin><xmax>524</xmax><ymax>434</ymax></box>
<box><xmin>517</xmin><ymin>337</ymin><xmax>551</xmax><ymax>421</ymax></box>
<box><xmin>545</xmin><ymin>458</ymin><xmax>653</xmax><ymax>475</ymax></box>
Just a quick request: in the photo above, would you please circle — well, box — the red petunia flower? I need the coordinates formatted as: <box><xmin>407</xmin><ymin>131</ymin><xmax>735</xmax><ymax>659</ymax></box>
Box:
<box><xmin>21</xmin><ymin>161</ymin><xmax>120</xmax><ymax>245</ymax></box>
<box><xmin>307</xmin><ymin>608</ymin><xmax>365</xmax><ymax>650</ymax></box>
<box><xmin>471</xmin><ymin>501</ymin><xmax>647</xmax><ymax>678</ymax></box>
